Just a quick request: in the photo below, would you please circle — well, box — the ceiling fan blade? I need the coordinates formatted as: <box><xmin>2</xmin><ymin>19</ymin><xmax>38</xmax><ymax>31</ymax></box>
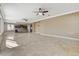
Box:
<box><xmin>43</xmin><ymin>11</ymin><xmax>48</xmax><ymax>13</ymax></box>
<box><xmin>23</xmin><ymin>18</ymin><xmax>28</xmax><ymax>21</ymax></box>
<box><xmin>34</xmin><ymin>11</ymin><xmax>39</xmax><ymax>13</ymax></box>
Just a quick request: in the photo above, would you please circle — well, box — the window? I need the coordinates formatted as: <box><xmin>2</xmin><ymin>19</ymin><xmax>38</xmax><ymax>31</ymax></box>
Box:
<box><xmin>7</xmin><ymin>24</ymin><xmax>14</xmax><ymax>30</ymax></box>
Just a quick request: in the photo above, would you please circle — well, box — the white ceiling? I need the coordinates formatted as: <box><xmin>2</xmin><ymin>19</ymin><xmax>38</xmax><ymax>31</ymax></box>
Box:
<box><xmin>1</xmin><ymin>3</ymin><xmax>79</xmax><ymax>23</ymax></box>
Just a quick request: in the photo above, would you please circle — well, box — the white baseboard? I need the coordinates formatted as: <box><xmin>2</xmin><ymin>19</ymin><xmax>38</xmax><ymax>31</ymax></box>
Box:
<box><xmin>35</xmin><ymin>32</ymin><xmax>79</xmax><ymax>40</ymax></box>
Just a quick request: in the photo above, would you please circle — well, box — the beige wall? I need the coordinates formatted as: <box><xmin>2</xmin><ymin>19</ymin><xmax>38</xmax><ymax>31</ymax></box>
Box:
<box><xmin>33</xmin><ymin>12</ymin><xmax>79</xmax><ymax>36</ymax></box>
<box><xmin>32</xmin><ymin>23</ymin><xmax>35</xmax><ymax>32</ymax></box>
<box><xmin>0</xmin><ymin>18</ymin><xmax>1</xmax><ymax>33</ymax></box>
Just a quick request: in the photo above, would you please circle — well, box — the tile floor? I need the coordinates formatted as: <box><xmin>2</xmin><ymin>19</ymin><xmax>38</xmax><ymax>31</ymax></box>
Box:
<box><xmin>0</xmin><ymin>32</ymin><xmax>79</xmax><ymax>56</ymax></box>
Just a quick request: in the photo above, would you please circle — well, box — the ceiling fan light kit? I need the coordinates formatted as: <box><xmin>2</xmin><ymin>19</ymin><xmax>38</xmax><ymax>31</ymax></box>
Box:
<box><xmin>34</xmin><ymin>8</ymin><xmax>48</xmax><ymax>16</ymax></box>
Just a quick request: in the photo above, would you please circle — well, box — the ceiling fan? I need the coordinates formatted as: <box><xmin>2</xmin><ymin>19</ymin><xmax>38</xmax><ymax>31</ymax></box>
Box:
<box><xmin>22</xmin><ymin>18</ymin><xmax>28</xmax><ymax>22</ymax></box>
<box><xmin>34</xmin><ymin>8</ymin><xmax>48</xmax><ymax>16</ymax></box>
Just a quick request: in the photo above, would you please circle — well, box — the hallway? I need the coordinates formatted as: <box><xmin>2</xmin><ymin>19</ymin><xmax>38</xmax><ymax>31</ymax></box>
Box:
<box><xmin>0</xmin><ymin>32</ymin><xmax>79</xmax><ymax>56</ymax></box>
